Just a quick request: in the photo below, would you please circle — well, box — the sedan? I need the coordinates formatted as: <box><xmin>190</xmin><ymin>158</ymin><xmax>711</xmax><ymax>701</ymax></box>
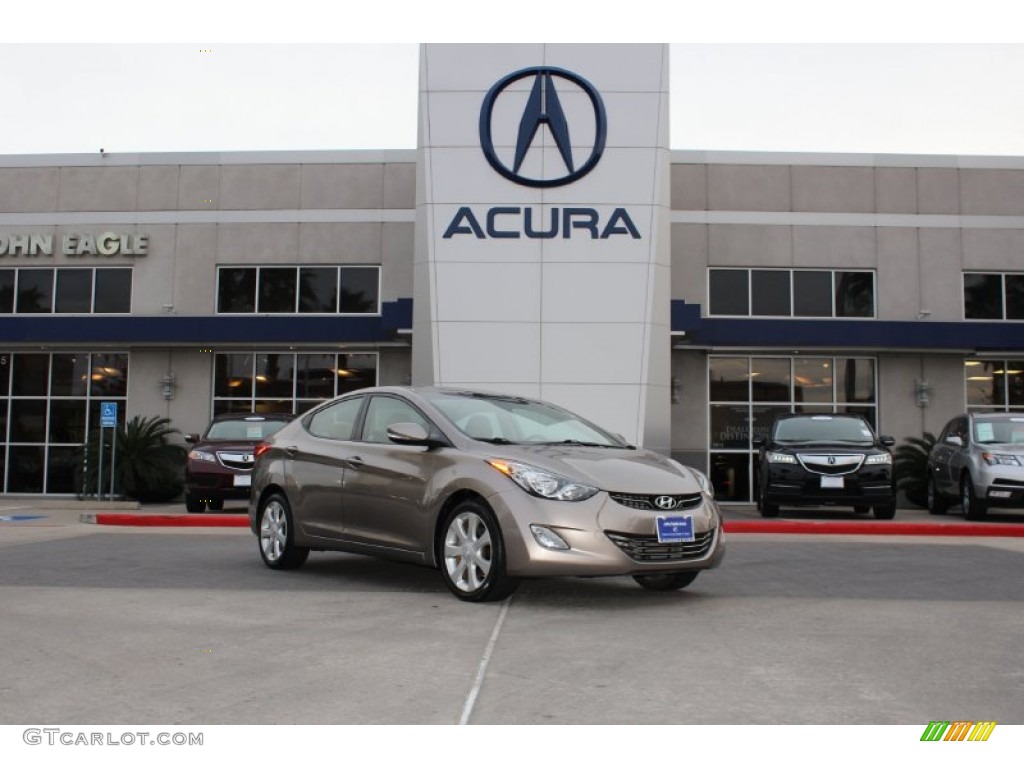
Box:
<box><xmin>249</xmin><ymin>387</ymin><xmax>724</xmax><ymax>601</ymax></box>
<box><xmin>928</xmin><ymin>411</ymin><xmax>1024</xmax><ymax>519</ymax></box>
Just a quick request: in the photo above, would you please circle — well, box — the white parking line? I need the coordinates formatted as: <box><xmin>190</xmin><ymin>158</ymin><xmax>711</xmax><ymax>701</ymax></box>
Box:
<box><xmin>459</xmin><ymin>596</ymin><xmax>512</xmax><ymax>725</ymax></box>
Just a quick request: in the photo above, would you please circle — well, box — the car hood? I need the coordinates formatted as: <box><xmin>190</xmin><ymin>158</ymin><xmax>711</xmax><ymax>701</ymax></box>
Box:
<box><xmin>477</xmin><ymin>444</ymin><xmax>700</xmax><ymax>494</ymax></box>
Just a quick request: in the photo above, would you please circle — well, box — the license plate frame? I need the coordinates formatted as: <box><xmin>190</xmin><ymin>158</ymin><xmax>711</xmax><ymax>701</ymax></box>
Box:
<box><xmin>656</xmin><ymin>515</ymin><xmax>695</xmax><ymax>543</ymax></box>
<box><xmin>233</xmin><ymin>474</ymin><xmax>252</xmax><ymax>488</ymax></box>
<box><xmin>820</xmin><ymin>476</ymin><xmax>844</xmax><ymax>489</ymax></box>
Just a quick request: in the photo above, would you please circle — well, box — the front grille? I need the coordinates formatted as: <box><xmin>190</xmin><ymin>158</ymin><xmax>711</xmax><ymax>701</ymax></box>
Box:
<box><xmin>608</xmin><ymin>492</ymin><xmax>703</xmax><ymax>511</ymax></box>
<box><xmin>605</xmin><ymin>530</ymin><xmax>714</xmax><ymax>562</ymax></box>
<box><xmin>796</xmin><ymin>453</ymin><xmax>864</xmax><ymax>475</ymax></box>
<box><xmin>217</xmin><ymin>452</ymin><xmax>254</xmax><ymax>471</ymax></box>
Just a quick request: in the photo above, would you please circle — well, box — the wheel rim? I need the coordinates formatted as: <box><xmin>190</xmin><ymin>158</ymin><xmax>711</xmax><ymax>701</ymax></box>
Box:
<box><xmin>260</xmin><ymin>500</ymin><xmax>287</xmax><ymax>562</ymax></box>
<box><xmin>443</xmin><ymin>511</ymin><xmax>493</xmax><ymax>593</ymax></box>
<box><xmin>962</xmin><ymin>481</ymin><xmax>971</xmax><ymax>515</ymax></box>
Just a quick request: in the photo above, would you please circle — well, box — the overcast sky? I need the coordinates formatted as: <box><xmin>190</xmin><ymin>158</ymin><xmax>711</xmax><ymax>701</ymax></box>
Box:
<box><xmin>3</xmin><ymin>8</ymin><xmax>1024</xmax><ymax>158</ymax></box>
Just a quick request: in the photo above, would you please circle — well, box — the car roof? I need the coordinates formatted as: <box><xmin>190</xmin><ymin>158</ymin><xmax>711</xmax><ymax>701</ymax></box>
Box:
<box><xmin>772</xmin><ymin>413</ymin><xmax>865</xmax><ymax>421</ymax></box>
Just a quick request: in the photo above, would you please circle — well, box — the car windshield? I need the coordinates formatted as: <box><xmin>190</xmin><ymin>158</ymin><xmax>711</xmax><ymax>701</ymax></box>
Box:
<box><xmin>206</xmin><ymin>417</ymin><xmax>289</xmax><ymax>440</ymax></box>
<box><xmin>424</xmin><ymin>392</ymin><xmax>627</xmax><ymax>447</ymax></box>
<box><xmin>973</xmin><ymin>417</ymin><xmax>1024</xmax><ymax>445</ymax></box>
<box><xmin>773</xmin><ymin>415</ymin><xmax>874</xmax><ymax>444</ymax></box>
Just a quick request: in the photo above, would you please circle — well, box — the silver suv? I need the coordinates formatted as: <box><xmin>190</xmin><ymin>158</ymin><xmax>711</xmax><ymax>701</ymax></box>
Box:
<box><xmin>928</xmin><ymin>412</ymin><xmax>1024</xmax><ymax>519</ymax></box>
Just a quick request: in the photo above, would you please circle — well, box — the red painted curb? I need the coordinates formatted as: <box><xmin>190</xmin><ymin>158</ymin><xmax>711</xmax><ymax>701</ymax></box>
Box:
<box><xmin>723</xmin><ymin>520</ymin><xmax>1024</xmax><ymax>537</ymax></box>
<box><xmin>93</xmin><ymin>514</ymin><xmax>249</xmax><ymax>527</ymax></box>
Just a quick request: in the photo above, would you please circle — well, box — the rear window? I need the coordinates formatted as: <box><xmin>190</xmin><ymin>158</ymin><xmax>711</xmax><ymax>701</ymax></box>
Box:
<box><xmin>206</xmin><ymin>418</ymin><xmax>289</xmax><ymax>440</ymax></box>
<box><xmin>773</xmin><ymin>416</ymin><xmax>874</xmax><ymax>443</ymax></box>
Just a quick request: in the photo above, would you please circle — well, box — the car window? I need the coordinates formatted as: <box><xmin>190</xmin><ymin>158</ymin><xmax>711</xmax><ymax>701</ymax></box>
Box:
<box><xmin>307</xmin><ymin>396</ymin><xmax>364</xmax><ymax>441</ymax></box>
<box><xmin>206</xmin><ymin>418</ymin><xmax>289</xmax><ymax>440</ymax></box>
<box><xmin>360</xmin><ymin>396</ymin><xmax>432</xmax><ymax>444</ymax></box>
<box><xmin>974</xmin><ymin>416</ymin><xmax>1024</xmax><ymax>444</ymax></box>
<box><xmin>773</xmin><ymin>415</ymin><xmax>874</xmax><ymax>443</ymax></box>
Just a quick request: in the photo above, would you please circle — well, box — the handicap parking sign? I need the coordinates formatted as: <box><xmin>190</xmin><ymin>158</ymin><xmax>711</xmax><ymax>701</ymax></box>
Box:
<box><xmin>100</xmin><ymin>401</ymin><xmax>118</xmax><ymax>428</ymax></box>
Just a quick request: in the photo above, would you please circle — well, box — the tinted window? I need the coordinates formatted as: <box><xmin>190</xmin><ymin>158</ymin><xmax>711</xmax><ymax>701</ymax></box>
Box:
<box><xmin>93</xmin><ymin>269</ymin><xmax>132</xmax><ymax>313</ymax></box>
<box><xmin>708</xmin><ymin>270</ymin><xmax>749</xmax><ymax>316</ymax></box>
<box><xmin>299</xmin><ymin>267</ymin><xmax>338</xmax><ymax>313</ymax></box>
<box><xmin>206</xmin><ymin>417</ymin><xmax>290</xmax><ymax>440</ymax></box>
<box><xmin>964</xmin><ymin>273</ymin><xmax>1002</xmax><ymax>319</ymax></box>
<box><xmin>751</xmin><ymin>270</ymin><xmax>790</xmax><ymax>316</ymax></box>
<box><xmin>1005</xmin><ymin>275</ymin><xmax>1024</xmax><ymax>320</ymax></box>
<box><xmin>259</xmin><ymin>268</ymin><xmax>297</xmax><ymax>313</ymax></box>
<box><xmin>218</xmin><ymin>268</ymin><xmax>256</xmax><ymax>313</ymax></box>
<box><xmin>339</xmin><ymin>267</ymin><xmax>380</xmax><ymax>314</ymax></box>
<box><xmin>792</xmin><ymin>271</ymin><xmax>832</xmax><ymax>317</ymax></box>
<box><xmin>835</xmin><ymin>272</ymin><xmax>874</xmax><ymax>317</ymax></box>
<box><xmin>54</xmin><ymin>268</ymin><xmax>93</xmax><ymax>313</ymax></box>
<box><xmin>16</xmin><ymin>269</ymin><xmax>53</xmax><ymax>313</ymax></box>
<box><xmin>0</xmin><ymin>270</ymin><xmax>15</xmax><ymax>313</ymax></box>
<box><xmin>308</xmin><ymin>397</ymin><xmax>364</xmax><ymax>441</ymax></box>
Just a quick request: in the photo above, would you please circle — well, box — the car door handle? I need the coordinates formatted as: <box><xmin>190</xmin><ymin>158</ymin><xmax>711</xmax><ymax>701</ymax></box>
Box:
<box><xmin>284</xmin><ymin>445</ymin><xmax>298</xmax><ymax>457</ymax></box>
<box><xmin>347</xmin><ymin>456</ymin><xmax>364</xmax><ymax>468</ymax></box>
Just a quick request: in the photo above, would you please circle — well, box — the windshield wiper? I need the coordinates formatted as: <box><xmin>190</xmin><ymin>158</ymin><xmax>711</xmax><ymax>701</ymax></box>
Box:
<box><xmin>534</xmin><ymin>439</ymin><xmax>621</xmax><ymax>449</ymax></box>
<box><xmin>474</xmin><ymin>437</ymin><xmax>518</xmax><ymax>445</ymax></box>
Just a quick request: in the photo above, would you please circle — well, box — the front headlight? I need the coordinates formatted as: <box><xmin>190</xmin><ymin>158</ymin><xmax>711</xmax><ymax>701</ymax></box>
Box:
<box><xmin>486</xmin><ymin>459</ymin><xmax>599</xmax><ymax>502</ymax></box>
<box><xmin>767</xmin><ymin>452</ymin><xmax>797</xmax><ymax>464</ymax></box>
<box><xmin>983</xmin><ymin>452</ymin><xmax>1021</xmax><ymax>466</ymax></box>
<box><xmin>690</xmin><ymin>468</ymin><xmax>715</xmax><ymax>499</ymax></box>
<box><xmin>865</xmin><ymin>453</ymin><xmax>892</xmax><ymax>465</ymax></box>
<box><xmin>188</xmin><ymin>449</ymin><xmax>216</xmax><ymax>463</ymax></box>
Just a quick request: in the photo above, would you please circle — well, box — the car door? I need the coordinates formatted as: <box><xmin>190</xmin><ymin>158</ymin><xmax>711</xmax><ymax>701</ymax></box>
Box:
<box><xmin>931</xmin><ymin>417</ymin><xmax>964</xmax><ymax>495</ymax></box>
<box><xmin>340</xmin><ymin>394</ymin><xmax>448</xmax><ymax>555</ymax></box>
<box><xmin>944</xmin><ymin>416</ymin><xmax>972</xmax><ymax>490</ymax></box>
<box><xmin>287</xmin><ymin>395</ymin><xmax>366</xmax><ymax>541</ymax></box>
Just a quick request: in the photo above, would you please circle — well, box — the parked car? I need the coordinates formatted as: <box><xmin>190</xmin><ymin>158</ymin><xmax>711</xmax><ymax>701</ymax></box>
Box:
<box><xmin>248</xmin><ymin>387</ymin><xmax>725</xmax><ymax>602</ymax></box>
<box><xmin>185</xmin><ymin>413</ymin><xmax>293</xmax><ymax>512</ymax></box>
<box><xmin>928</xmin><ymin>412</ymin><xmax>1024</xmax><ymax>519</ymax></box>
<box><xmin>755</xmin><ymin>413</ymin><xmax>896</xmax><ymax>519</ymax></box>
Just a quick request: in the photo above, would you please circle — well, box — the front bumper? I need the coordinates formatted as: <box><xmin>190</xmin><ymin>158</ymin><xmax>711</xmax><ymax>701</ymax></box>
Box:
<box><xmin>975</xmin><ymin>465</ymin><xmax>1024</xmax><ymax>507</ymax></box>
<box><xmin>763</xmin><ymin>465</ymin><xmax>893</xmax><ymax>507</ymax></box>
<box><xmin>489</xmin><ymin>489</ymin><xmax>726</xmax><ymax>578</ymax></box>
<box><xmin>186</xmin><ymin>467</ymin><xmax>252</xmax><ymax>500</ymax></box>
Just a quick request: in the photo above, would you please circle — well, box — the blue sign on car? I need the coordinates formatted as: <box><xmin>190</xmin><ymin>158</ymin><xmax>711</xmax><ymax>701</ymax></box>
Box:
<box><xmin>656</xmin><ymin>515</ymin><xmax>695</xmax><ymax>543</ymax></box>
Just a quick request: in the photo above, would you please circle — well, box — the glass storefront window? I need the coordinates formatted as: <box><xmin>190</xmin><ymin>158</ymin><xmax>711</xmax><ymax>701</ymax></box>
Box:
<box><xmin>54</xmin><ymin>269</ymin><xmax>93</xmax><ymax>313</ymax></box>
<box><xmin>792</xmin><ymin>270</ymin><xmax>832</xmax><ymax>316</ymax></box>
<box><xmin>93</xmin><ymin>269</ymin><xmax>132</xmax><ymax>313</ymax></box>
<box><xmin>217</xmin><ymin>266</ymin><xmax>381</xmax><ymax>315</ymax></box>
<box><xmin>258</xmin><ymin>268</ymin><xmax>298</xmax><ymax>313</ymax></box>
<box><xmin>708</xmin><ymin>357</ymin><xmax>749</xmax><ymax>402</ymax></box>
<box><xmin>751</xmin><ymin>270</ymin><xmax>790</xmax><ymax>316</ymax></box>
<box><xmin>708</xmin><ymin>270</ymin><xmax>749</xmax><ymax>316</ymax></box>
<box><xmin>218</xmin><ymin>268</ymin><xmax>256</xmax><ymax>313</ymax></box>
<box><xmin>793</xmin><ymin>358</ymin><xmax>833</xmax><ymax>404</ymax></box>
<box><xmin>835</xmin><ymin>271</ymin><xmax>875</xmax><ymax>317</ymax></box>
<box><xmin>299</xmin><ymin>267</ymin><xmax>338</xmax><ymax>313</ymax></box>
<box><xmin>1006</xmin><ymin>276</ymin><xmax>1024</xmax><ymax>320</ymax></box>
<box><xmin>965</xmin><ymin>360</ymin><xmax>1000</xmax><ymax>407</ymax></box>
<box><xmin>0</xmin><ymin>352</ymin><xmax>127</xmax><ymax>494</ymax></box>
<box><xmin>709</xmin><ymin>354</ymin><xmax>879</xmax><ymax>502</ymax></box>
<box><xmin>709</xmin><ymin>269</ymin><xmax>874</xmax><ymax>318</ymax></box>
<box><xmin>213</xmin><ymin>352</ymin><xmax>378</xmax><ymax>416</ymax></box>
<box><xmin>16</xmin><ymin>269</ymin><xmax>53</xmax><ymax>313</ymax></box>
<box><xmin>964</xmin><ymin>273</ymin><xmax>1004</xmax><ymax>320</ymax></box>
<box><xmin>0</xmin><ymin>268</ymin><xmax>129</xmax><ymax>314</ymax></box>
<box><xmin>0</xmin><ymin>270</ymin><xmax>13</xmax><ymax>313</ymax></box>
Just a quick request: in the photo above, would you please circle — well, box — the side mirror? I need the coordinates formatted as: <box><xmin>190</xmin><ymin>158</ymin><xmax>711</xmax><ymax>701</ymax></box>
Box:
<box><xmin>946</xmin><ymin>435</ymin><xmax>963</xmax><ymax>447</ymax></box>
<box><xmin>386</xmin><ymin>422</ymin><xmax>431</xmax><ymax>445</ymax></box>
<box><xmin>753</xmin><ymin>438</ymin><xmax>766</xmax><ymax>449</ymax></box>
<box><xmin>185</xmin><ymin>433</ymin><xmax>200</xmax><ymax>444</ymax></box>
<box><xmin>880</xmin><ymin>435</ymin><xmax>896</xmax><ymax>447</ymax></box>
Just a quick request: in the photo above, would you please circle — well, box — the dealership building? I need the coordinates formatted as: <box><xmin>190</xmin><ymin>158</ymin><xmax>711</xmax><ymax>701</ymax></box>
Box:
<box><xmin>2</xmin><ymin>43</ymin><xmax>1023</xmax><ymax>501</ymax></box>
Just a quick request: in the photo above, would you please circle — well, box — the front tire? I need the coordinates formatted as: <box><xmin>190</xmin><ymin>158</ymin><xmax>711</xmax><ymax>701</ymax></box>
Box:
<box><xmin>873</xmin><ymin>504</ymin><xmax>896</xmax><ymax>520</ymax></box>
<box><xmin>438</xmin><ymin>500</ymin><xmax>518</xmax><ymax>602</ymax></box>
<box><xmin>961</xmin><ymin>475</ymin><xmax>988</xmax><ymax>520</ymax></box>
<box><xmin>207</xmin><ymin>498</ymin><xmax>224</xmax><ymax>511</ymax></box>
<box><xmin>258</xmin><ymin>493</ymin><xmax>309</xmax><ymax>570</ymax></box>
<box><xmin>633</xmin><ymin>571</ymin><xmax>699</xmax><ymax>591</ymax></box>
<box><xmin>927</xmin><ymin>476</ymin><xmax>949</xmax><ymax>515</ymax></box>
<box><xmin>185</xmin><ymin>493</ymin><xmax>205</xmax><ymax>513</ymax></box>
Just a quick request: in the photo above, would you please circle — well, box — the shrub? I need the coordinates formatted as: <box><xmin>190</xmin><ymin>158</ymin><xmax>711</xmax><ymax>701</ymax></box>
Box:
<box><xmin>893</xmin><ymin>432</ymin><xmax>937</xmax><ymax>508</ymax></box>
<box><xmin>80</xmin><ymin>415</ymin><xmax>187</xmax><ymax>502</ymax></box>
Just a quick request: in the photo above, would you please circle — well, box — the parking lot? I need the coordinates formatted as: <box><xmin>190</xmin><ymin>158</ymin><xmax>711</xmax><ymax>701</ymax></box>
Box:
<box><xmin>1</xmin><ymin>501</ymin><xmax>1022</xmax><ymax>725</ymax></box>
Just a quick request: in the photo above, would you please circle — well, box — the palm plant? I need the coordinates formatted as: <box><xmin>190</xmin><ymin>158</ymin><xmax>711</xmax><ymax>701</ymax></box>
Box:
<box><xmin>893</xmin><ymin>432</ymin><xmax>937</xmax><ymax>508</ymax></box>
<box><xmin>80</xmin><ymin>415</ymin><xmax>187</xmax><ymax>502</ymax></box>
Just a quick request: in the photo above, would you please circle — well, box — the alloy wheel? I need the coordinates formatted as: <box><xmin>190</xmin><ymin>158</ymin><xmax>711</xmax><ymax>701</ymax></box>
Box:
<box><xmin>443</xmin><ymin>511</ymin><xmax>493</xmax><ymax>593</ymax></box>
<box><xmin>261</xmin><ymin>499</ymin><xmax>288</xmax><ymax>563</ymax></box>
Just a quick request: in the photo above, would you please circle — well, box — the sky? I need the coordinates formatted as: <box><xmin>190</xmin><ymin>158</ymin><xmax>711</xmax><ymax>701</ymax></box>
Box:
<box><xmin>3</xmin><ymin>3</ymin><xmax>1024</xmax><ymax>159</ymax></box>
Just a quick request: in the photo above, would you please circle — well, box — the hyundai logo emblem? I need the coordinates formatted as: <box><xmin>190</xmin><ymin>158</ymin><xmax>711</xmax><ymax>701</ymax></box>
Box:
<box><xmin>479</xmin><ymin>66</ymin><xmax>607</xmax><ymax>188</ymax></box>
<box><xmin>654</xmin><ymin>496</ymin><xmax>678</xmax><ymax>511</ymax></box>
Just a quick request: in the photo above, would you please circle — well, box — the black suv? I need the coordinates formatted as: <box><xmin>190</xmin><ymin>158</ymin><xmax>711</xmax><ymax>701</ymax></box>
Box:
<box><xmin>755</xmin><ymin>414</ymin><xmax>896</xmax><ymax>519</ymax></box>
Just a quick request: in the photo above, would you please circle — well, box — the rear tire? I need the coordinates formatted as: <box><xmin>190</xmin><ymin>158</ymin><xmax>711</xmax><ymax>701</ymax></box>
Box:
<box><xmin>633</xmin><ymin>571</ymin><xmax>699</xmax><ymax>591</ymax></box>
<box><xmin>961</xmin><ymin>475</ymin><xmax>987</xmax><ymax>520</ymax></box>
<box><xmin>258</xmin><ymin>493</ymin><xmax>309</xmax><ymax>570</ymax></box>
<box><xmin>438</xmin><ymin>499</ymin><xmax>518</xmax><ymax>602</ymax></box>
<box><xmin>927</xmin><ymin>476</ymin><xmax>949</xmax><ymax>515</ymax></box>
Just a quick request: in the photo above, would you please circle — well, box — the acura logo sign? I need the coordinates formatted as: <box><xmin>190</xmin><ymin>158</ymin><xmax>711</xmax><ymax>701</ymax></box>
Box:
<box><xmin>654</xmin><ymin>496</ymin><xmax>678</xmax><ymax>511</ymax></box>
<box><xmin>479</xmin><ymin>66</ymin><xmax>607</xmax><ymax>188</ymax></box>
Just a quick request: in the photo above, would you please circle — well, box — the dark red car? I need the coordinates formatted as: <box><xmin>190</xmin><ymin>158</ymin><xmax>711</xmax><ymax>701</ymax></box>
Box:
<box><xmin>185</xmin><ymin>413</ymin><xmax>293</xmax><ymax>512</ymax></box>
